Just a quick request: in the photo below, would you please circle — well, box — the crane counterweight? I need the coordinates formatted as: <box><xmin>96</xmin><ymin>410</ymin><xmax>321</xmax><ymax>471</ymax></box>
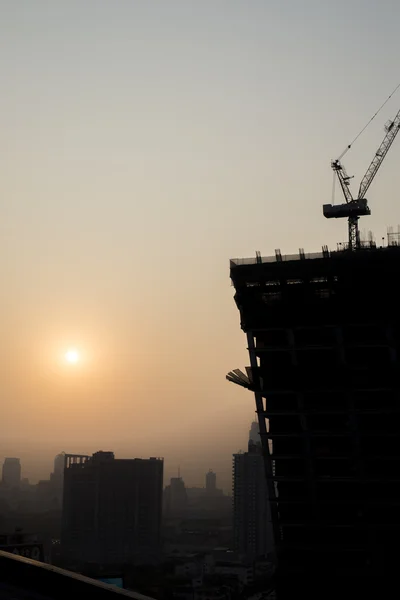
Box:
<box><xmin>323</xmin><ymin>199</ymin><xmax>370</xmax><ymax>219</ymax></box>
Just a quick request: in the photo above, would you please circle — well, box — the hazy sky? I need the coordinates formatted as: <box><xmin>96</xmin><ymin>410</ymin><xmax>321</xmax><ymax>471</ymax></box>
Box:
<box><xmin>1</xmin><ymin>0</ymin><xmax>400</xmax><ymax>490</ymax></box>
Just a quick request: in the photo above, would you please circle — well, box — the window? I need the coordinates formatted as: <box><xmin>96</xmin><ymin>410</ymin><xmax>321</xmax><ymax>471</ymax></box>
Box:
<box><xmin>294</xmin><ymin>327</ymin><xmax>335</xmax><ymax>347</ymax></box>
<box><xmin>262</xmin><ymin>291</ymin><xmax>282</xmax><ymax>305</ymax></box>
<box><xmin>343</xmin><ymin>324</ymin><xmax>387</xmax><ymax>345</ymax></box>
<box><xmin>307</xmin><ymin>414</ymin><xmax>349</xmax><ymax>432</ymax></box>
<box><xmin>287</xmin><ymin>278</ymin><xmax>303</xmax><ymax>285</ymax></box>
<box><xmin>261</xmin><ymin>351</ymin><xmax>292</xmax><ymax>371</ymax></box>
<box><xmin>269</xmin><ymin>416</ymin><xmax>302</xmax><ymax>434</ymax></box>
<box><xmin>315</xmin><ymin>288</ymin><xmax>330</xmax><ymax>298</ymax></box>
<box><xmin>257</xmin><ymin>329</ymin><xmax>288</xmax><ymax>348</ymax></box>
<box><xmin>266</xmin><ymin>393</ymin><xmax>297</xmax><ymax>412</ymax></box>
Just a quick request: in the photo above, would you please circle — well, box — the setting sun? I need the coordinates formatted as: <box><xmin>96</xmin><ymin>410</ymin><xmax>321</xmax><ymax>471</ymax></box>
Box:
<box><xmin>65</xmin><ymin>349</ymin><xmax>80</xmax><ymax>364</ymax></box>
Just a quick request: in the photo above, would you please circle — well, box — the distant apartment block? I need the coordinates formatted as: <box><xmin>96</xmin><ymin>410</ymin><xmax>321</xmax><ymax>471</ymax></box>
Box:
<box><xmin>163</xmin><ymin>476</ymin><xmax>188</xmax><ymax>516</ymax></box>
<box><xmin>62</xmin><ymin>451</ymin><xmax>163</xmax><ymax>568</ymax></box>
<box><xmin>205</xmin><ymin>470</ymin><xmax>217</xmax><ymax>496</ymax></box>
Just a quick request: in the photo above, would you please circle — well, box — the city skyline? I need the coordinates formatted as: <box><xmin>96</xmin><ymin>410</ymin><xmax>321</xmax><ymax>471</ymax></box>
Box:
<box><xmin>0</xmin><ymin>449</ymin><xmax>242</xmax><ymax>494</ymax></box>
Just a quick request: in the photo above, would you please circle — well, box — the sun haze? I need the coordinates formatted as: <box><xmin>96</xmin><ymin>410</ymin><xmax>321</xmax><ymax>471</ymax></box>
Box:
<box><xmin>65</xmin><ymin>349</ymin><xmax>80</xmax><ymax>364</ymax></box>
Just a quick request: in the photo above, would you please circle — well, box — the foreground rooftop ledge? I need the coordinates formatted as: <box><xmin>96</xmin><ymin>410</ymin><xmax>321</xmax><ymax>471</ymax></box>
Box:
<box><xmin>0</xmin><ymin>550</ymin><xmax>155</xmax><ymax>599</ymax></box>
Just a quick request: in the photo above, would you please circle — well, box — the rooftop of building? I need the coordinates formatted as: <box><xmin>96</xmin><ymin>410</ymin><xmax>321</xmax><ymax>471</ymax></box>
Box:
<box><xmin>227</xmin><ymin>240</ymin><xmax>400</xmax><ymax>387</ymax></box>
<box><xmin>230</xmin><ymin>238</ymin><xmax>400</xmax><ymax>269</ymax></box>
<box><xmin>65</xmin><ymin>452</ymin><xmax>163</xmax><ymax>470</ymax></box>
<box><xmin>229</xmin><ymin>243</ymin><xmax>400</xmax><ymax>308</ymax></box>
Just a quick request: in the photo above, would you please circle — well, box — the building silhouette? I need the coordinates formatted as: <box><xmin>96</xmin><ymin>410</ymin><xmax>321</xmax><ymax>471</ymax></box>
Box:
<box><xmin>2</xmin><ymin>458</ymin><xmax>21</xmax><ymax>489</ymax></box>
<box><xmin>61</xmin><ymin>451</ymin><xmax>163</xmax><ymax>568</ymax></box>
<box><xmin>228</xmin><ymin>245</ymin><xmax>400</xmax><ymax>594</ymax></box>
<box><xmin>248</xmin><ymin>421</ymin><xmax>260</xmax><ymax>445</ymax></box>
<box><xmin>163</xmin><ymin>476</ymin><xmax>188</xmax><ymax>516</ymax></box>
<box><xmin>205</xmin><ymin>470</ymin><xmax>217</xmax><ymax>496</ymax></box>
<box><xmin>53</xmin><ymin>453</ymin><xmax>65</xmax><ymax>479</ymax></box>
<box><xmin>49</xmin><ymin>452</ymin><xmax>65</xmax><ymax>508</ymax></box>
<box><xmin>233</xmin><ymin>424</ymin><xmax>273</xmax><ymax>560</ymax></box>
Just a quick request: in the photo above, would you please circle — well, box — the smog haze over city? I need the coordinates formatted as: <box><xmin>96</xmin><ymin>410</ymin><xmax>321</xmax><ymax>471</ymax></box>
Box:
<box><xmin>1</xmin><ymin>0</ymin><xmax>400</xmax><ymax>490</ymax></box>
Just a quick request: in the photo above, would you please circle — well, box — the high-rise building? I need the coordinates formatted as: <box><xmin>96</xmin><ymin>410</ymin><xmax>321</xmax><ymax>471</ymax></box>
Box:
<box><xmin>61</xmin><ymin>451</ymin><xmax>163</xmax><ymax>568</ymax></box>
<box><xmin>53</xmin><ymin>453</ymin><xmax>65</xmax><ymax>479</ymax></box>
<box><xmin>163</xmin><ymin>476</ymin><xmax>188</xmax><ymax>516</ymax></box>
<box><xmin>49</xmin><ymin>452</ymin><xmax>65</xmax><ymax>507</ymax></box>
<box><xmin>233</xmin><ymin>425</ymin><xmax>273</xmax><ymax>560</ymax></box>
<box><xmin>2</xmin><ymin>458</ymin><xmax>21</xmax><ymax>489</ymax></box>
<box><xmin>205</xmin><ymin>470</ymin><xmax>217</xmax><ymax>495</ymax></box>
<box><xmin>249</xmin><ymin>421</ymin><xmax>260</xmax><ymax>445</ymax></box>
<box><xmin>228</xmin><ymin>245</ymin><xmax>400</xmax><ymax>594</ymax></box>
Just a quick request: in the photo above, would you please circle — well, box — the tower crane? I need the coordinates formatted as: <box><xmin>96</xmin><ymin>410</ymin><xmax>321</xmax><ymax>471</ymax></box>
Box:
<box><xmin>323</xmin><ymin>107</ymin><xmax>400</xmax><ymax>250</ymax></box>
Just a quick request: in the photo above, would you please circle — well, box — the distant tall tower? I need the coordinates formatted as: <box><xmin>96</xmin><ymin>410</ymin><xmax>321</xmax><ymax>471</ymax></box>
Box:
<box><xmin>249</xmin><ymin>421</ymin><xmax>260</xmax><ymax>445</ymax></box>
<box><xmin>164</xmin><ymin>477</ymin><xmax>188</xmax><ymax>515</ymax></box>
<box><xmin>205</xmin><ymin>470</ymin><xmax>217</xmax><ymax>495</ymax></box>
<box><xmin>53</xmin><ymin>453</ymin><xmax>65</xmax><ymax>478</ymax></box>
<box><xmin>2</xmin><ymin>458</ymin><xmax>21</xmax><ymax>489</ymax></box>
<box><xmin>233</xmin><ymin>425</ymin><xmax>273</xmax><ymax>559</ymax></box>
<box><xmin>50</xmin><ymin>452</ymin><xmax>65</xmax><ymax>507</ymax></box>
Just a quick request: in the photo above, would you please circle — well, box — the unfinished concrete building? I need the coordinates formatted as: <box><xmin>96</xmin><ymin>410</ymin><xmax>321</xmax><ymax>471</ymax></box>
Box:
<box><xmin>228</xmin><ymin>244</ymin><xmax>400</xmax><ymax>594</ymax></box>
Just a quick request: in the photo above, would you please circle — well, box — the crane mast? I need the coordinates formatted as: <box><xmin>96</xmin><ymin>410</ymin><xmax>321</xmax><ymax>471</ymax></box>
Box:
<box><xmin>323</xmin><ymin>107</ymin><xmax>400</xmax><ymax>250</ymax></box>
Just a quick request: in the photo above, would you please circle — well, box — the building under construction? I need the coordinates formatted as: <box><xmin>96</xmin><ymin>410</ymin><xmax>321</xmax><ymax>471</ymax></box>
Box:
<box><xmin>228</xmin><ymin>242</ymin><xmax>400</xmax><ymax>594</ymax></box>
<box><xmin>227</xmin><ymin>86</ymin><xmax>400</xmax><ymax>596</ymax></box>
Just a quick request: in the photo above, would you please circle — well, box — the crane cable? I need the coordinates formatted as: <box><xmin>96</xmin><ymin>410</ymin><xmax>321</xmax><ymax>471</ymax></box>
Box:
<box><xmin>332</xmin><ymin>80</ymin><xmax>400</xmax><ymax>204</ymax></box>
<box><xmin>338</xmin><ymin>80</ymin><xmax>400</xmax><ymax>161</ymax></box>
